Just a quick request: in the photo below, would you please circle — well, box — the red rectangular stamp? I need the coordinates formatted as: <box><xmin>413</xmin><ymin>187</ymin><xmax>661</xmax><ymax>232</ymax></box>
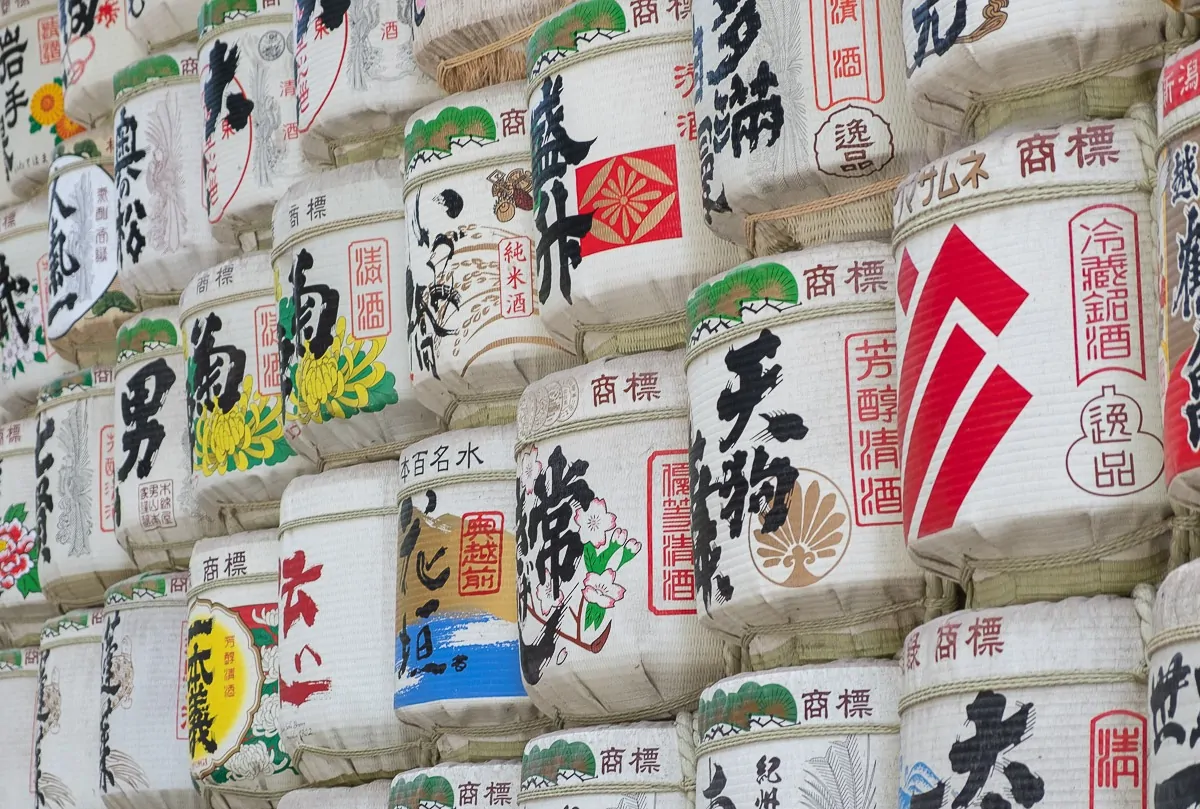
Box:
<box><xmin>459</xmin><ymin>512</ymin><xmax>504</xmax><ymax>597</ymax></box>
<box><xmin>1089</xmin><ymin>709</ymin><xmax>1147</xmax><ymax>809</ymax></box>
<box><xmin>1164</xmin><ymin>48</ymin><xmax>1200</xmax><ymax>117</ymax></box>
<box><xmin>646</xmin><ymin>449</ymin><xmax>695</xmax><ymax>616</ymax></box>
<box><xmin>809</xmin><ymin>0</ymin><xmax>885</xmax><ymax>111</ymax></box>
<box><xmin>253</xmin><ymin>304</ymin><xmax>281</xmax><ymax>395</ymax></box>
<box><xmin>348</xmin><ymin>238</ymin><xmax>392</xmax><ymax>339</ymax></box>
<box><xmin>37</xmin><ymin>14</ymin><xmax>59</xmax><ymax>65</ymax></box>
<box><xmin>843</xmin><ymin>329</ymin><xmax>901</xmax><ymax>527</ymax></box>
<box><xmin>498</xmin><ymin>236</ymin><xmax>534</xmax><ymax>319</ymax></box>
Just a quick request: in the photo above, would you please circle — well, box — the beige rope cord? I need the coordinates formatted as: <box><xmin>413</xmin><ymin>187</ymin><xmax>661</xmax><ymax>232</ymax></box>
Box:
<box><xmin>0</xmin><ymin>445</ymin><xmax>34</xmax><ymax>460</ymax></box>
<box><xmin>277</xmin><ymin>506</ymin><xmax>398</xmax><ymax>536</ymax></box>
<box><xmin>574</xmin><ymin>310</ymin><xmax>688</xmax><ymax>361</ymax></box>
<box><xmin>743</xmin><ymin>176</ymin><xmax>904</xmax><ymax>255</ymax></box>
<box><xmin>1169</xmin><ymin>508</ymin><xmax>1200</xmax><ymax>570</ymax></box>
<box><xmin>404</xmin><ymin>151</ymin><xmax>530</xmax><ymax>199</ymax></box>
<box><xmin>516</xmin><ymin>408</ymin><xmax>689</xmax><ymax>456</ymax></box>
<box><xmin>431</xmin><ymin>717</ymin><xmax>553</xmax><ymax>737</ymax></box>
<box><xmin>526</xmin><ymin>32</ymin><xmax>694</xmax><ymax>99</ymax></box>
<box><xmin>695</xmin><ymin>722</ymin><xmax>899</xmax><ymax>759</ymax></box>
<box><xmin>319</xmin><ymin>430</ymin><xmax>441</xmax><ymax>471</ymax></box>
<box><xmin>0</xmin><ymin>668</ymin><xmax>37</xmax><ymax>680</ymax></box>
<box><xmin>114</xmin><ymin>72</ymin><xmax>199</xmax><ymax>108</ymax></box>
<box><xmin>322</xmin><ymin>122</ymin><xmax>408</xmax><ymax>159</ymax></box>
<box><xmin>435</xmin><ymin>18</ymin><xmax>543</xmax><ymax>89</ymax></box>
<box><xmin>215</xmin><ymin>499</ymin><xmax>281</xmax><ymax>532</ymax></box>
<box><xmin>120</xmin><ymin>534</ymin><xmax>208</xmax><ymax>552</ymax></box>
<box><xmin>0</xmin><ymin>223</ymin><xmax>48</xmax><ymax>243</ymax></box>
<box><xmin>441</xmin><ymin>389</ymin><xmax>526</xmax><ymax>429</ymax></box>
<box><xmin>519</xmin><ymin>780</ymin><xmax>692</xmax><ymax>804</ymax></box>
<box><xmin>200</xmin><ymin>782</ymin><xmax>292</xmax><ymax>801</ymax></box>
<box><xmin>898</xmin><ymin>669</ymin><xmax>1146</xmax><ymax>716</ymax></box>
<box><xmin>289</xmin><ymin>737</ymin><xmax>428</xmax><ymax>770</ymax></box>
<box><xmin>1146</xmin><ymin>622</ymin><xmax>1200</xmax><ymax>658</ymax></box>
<box><xmin>39</xmin><ymin>633</ymin><xmax>102</xmax><ymax>649</ymax></box>
<box><xmin>102</xmin><ymin>595</ymin><xmax>186</xmax><ymax>614</ymax></box>
<box><xmin>146</xmin><ymin>29</ymin><xmax>201</xmax><ymax>53</ymax></box>
<box><xmin>270</xmin><ymin>210</ymin><xmax>406</xmax><ymax>264</ymax></box>
<box><xmin>396</xmin><ymin>470</ymin><xmax>514</xmax><ymax>507</ymax></box>
<box><xmin>552</xmin><ymin>688</ymin><xmax>703</xmax><ymax>730</ymax></box>
<box><xmin>113</xmin><ymin>344</ymin><xmax>183</xmax><ymax>376</ymax></box>
<box><xmin>47</xmin><ymin>155</ymin><xmax>113</xmax><ymax>184</ymax></box>
<box><xmin>185</xmin><ymin>571</ymin><xmax>277</xmax><ymax>601</ymax></box>
<box><xmin>197</xmin><ymin>13</ymin><xmax>293</xmax><ymax>49</ymax></box>
<box><xmin>134</xmin><ymin>289</ymin><xmax>183</xmax><ymax>309</ymax></box>
<box><xmin>684</xmin><ymin>299</ymin><xmax>893</xmax><ymax>370</ymax></box>
<box><xmin>178</xmin><ymin>287</ymin><xmax>276</xmax><ymax>327</ymax></box>
<box><xmin>34</xmin><ymin>383</ymin><xmax>113</xmax><ymax>415</ymax></box>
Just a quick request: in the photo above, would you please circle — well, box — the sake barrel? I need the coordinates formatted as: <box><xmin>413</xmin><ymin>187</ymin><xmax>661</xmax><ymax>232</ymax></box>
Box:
<box><xmin>899</xmin><ymin>597</ymin><xmax>1149</xmax><ymax>808</ymax></box>
<box><xmin>283</xmin><ymin>781</ymin><xmax>391</xmax><ymax>809</ymax></box>
<box><xmin>691</xmin><ymin>0</ymin><xmax>928</xmax><ymax>255</ymax></box>
<box><xmin>46</xmin><ymin>130</ymin><xmax>140</xmax><ymax>367</ymax></box>
<box><xmin>114</xmin><ymin>309</ymin><xmax>219</xmax><ymax>571</ymax></box>
<box><xmin>0</xmin><ymin>646</ymin><xmax>40</xmax><ymax>809</ymax></box>
<box><xmin>1165</xmin><ymin>0</ymin><xmax>1200</xmax><ymax>15</ymax></box>
<box><xmin>112</xmin><ymin>50</ymin><xmax>237</xmax><ymax>305</ymax></box>
<box><xmin>395</xmin><ymin>427</ymin><xmax>548</xmax><ymax>761</ymax></box>
<box><xmin>684</xmin><ymin>247</ymin><xmax>946</xmax><ymax>668</ymax></box>
<box><xmin>277</xmin><ymin>462</ymin><xmax>429</xmax><ymax>785</ymax></box>
<box><xmin>519</xmin><ymin>723</ymin><xmax>693</xmax><ymax>809</ymax></box>
<box><xmin>188</xmin><ymin>531</ymin><xmax>305</xmax><ymax>809</ymax></box>
<box><xmin>1150</xmin><ymin>561</ymin><xmax>1200</xmax><ymax>804</ymax></box>
<box><xmin>36</xmin><ymin>367</ymin><xmax>137</xmax><ymax>610</ymax></box>
<box><xmin>294</xmin><ymin>0</ymin><xmax>443</xmax><ymax>166</ymax></box>
<box><xmin>270</xmin><ymin>160</ymin><xmax>439</xmax><ymax>465</ymax></box>
<box><xmin>35</xmin><ymin>609</ymin><xmax>106</xmax><ymax>809</ymax></box>
<box><xmin>178</xmin><ymin>255</ymin><xmax>319</xmax><ymax>533</ymax></box>
<box><xmin>900</xmin><ymin>0</ymin><xmax>1191</xmax><ymax>139</ymax></box>
<box><xmin>59</xmin><ymin>0</ymin><xmax>148</xmax><ymax>126</ymax></box>
<box><xmin>389</xmin><ymin>763</ymin><xmax>520</xmax><ymax>809</ymax></box>
<box><xmin>0</xmin><ymin>192</ymin><xmax>77</xmax><ymax>415</ymax></box>
<box><xmin>0</xmin><ymin>419</ymin><xmax>60</xmax><ymax>648</ymax></box>
<box><xmin>124</xmin><ymin>0</ymin><xmax>204</xmax><ymax>49</ymax></box>
<box><xmin>404</xmin><ymin>83</ymin><xmax>576</xmax><ymax>428</ymax></box>
<box><xmin>893</xmin><ymin>114</ymin><xmax>1171</xmax><ymax>606</ymax></box>
<box><xmin>2</xmin><ymin>0</ymin><xmax>83</xmax><ymax>203</ymax></box>
<box><xmin>525</xmin><ymin>1</ymin><xmax>747</xmax><ymax>360</ymax></box>
<box><xmin>696</xmin><ymin>662</ymin><xmax>899</xmax><ymax>809</ymax></box>
<box><xmin>200</xmin><ymin>0</ymin><xmax>322</xmax><ymax>250</ymax></box>
<box><xmin>514</xmin><ymin>352</ymin><xmax>724</xmax><ymax>723</ymax></box>
<box><xmin>100</xmin><ymin>571</ymin><xmax>199</xmax><ymax>809</ymax></box>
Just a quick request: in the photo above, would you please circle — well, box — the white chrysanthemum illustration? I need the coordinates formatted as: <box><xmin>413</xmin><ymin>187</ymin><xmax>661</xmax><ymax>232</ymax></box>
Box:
<box><xmin>251</xmin><ymin>692</ymin><xmax>279</xmax><ymax>737</ymax></box>
<box><xmin>259</xmin><ymin>645</ymin><xmax>278</xmax><ymax>682</ymax></box>
<box><xmin>224</xmin><ymin>740</ymin><xmax>275</xmax><ymax>780</ymax></box>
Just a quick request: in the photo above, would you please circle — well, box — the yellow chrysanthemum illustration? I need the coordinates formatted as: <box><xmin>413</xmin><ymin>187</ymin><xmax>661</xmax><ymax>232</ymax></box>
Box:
<box><xmin>30</xmin><ymin>82</ymin><xmax>63</xmax><ymax>127</ymax></box>
<box><xmin>194</xmin><ymin>376</ymin><xmax>294</xmax><ymax>476</ymax></box>
<box><xmin>292</xmin><ymin>316</ymin><xmax>397</xmax><ymax>424</ymax></box>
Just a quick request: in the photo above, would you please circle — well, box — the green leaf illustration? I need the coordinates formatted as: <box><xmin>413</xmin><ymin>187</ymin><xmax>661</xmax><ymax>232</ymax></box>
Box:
<box><xmin>3</xmin><ymin>503</ymin><xmax>28</xmax><ymax>523</ymax></box>
<box><xmin>584</xmin><ymin>601</ymin><xmax>605</xmax><ymax>630</ymax></box>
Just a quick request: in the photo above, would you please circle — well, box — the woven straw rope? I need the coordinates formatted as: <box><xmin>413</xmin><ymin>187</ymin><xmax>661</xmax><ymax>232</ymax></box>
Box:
<box><xmin>179</xmin><ymin>287</ymin><xmax>276</xmax><ymax>327</ymax></box>
<box><xmin>114</xmin><ymin>73</ymin><xmax>198</xmax><ymax>108</ymax></box>
<box><xmin>898</xmin><ymin>669</ymin><xmax>1146</xmax><ymax>716</ymax></box>
<box><xmin>47</xmin><ymin>156</ymin><xmax>112</xmax><ymax>184</ymax></box>
<box><xmin>441</xmin><ymin>391</ymin><xmax>527</xmax><ymax>430</ymax></box>
<box><xmin>695</xmin><ymin>722</ymin><xmax>899</xmax><ymax>760</ymax></box>
<box><xmin>525</xmin><ymin>32</ymin><xmax>693</xmax><ymax>99</ymax></box>
<box><xmin>395</xmin><ymin>470</ymin><xmax>514</xmax><ymax>508</ymax></box>
<box><xmin>434</xmin><ymin>18</ymin><xmax>541</xmax><ymax>86</ymax></box>
<box><xmin>404</xmin><ymin>151</ymin><xmax>529</xmax><ymax>199</ymax></box>
<box><xmin>319</xmin><ymin>430</ymin><xmax>441</xmax><ymax>471</ymax></box>
<box><xmin>515</xmin><ymin>408</ymin><xmax>688</xmax><ymax>458</ymax></box>
<box><xmin>186</xmin><ymin>571</ymin><xmax>277</xmax><ymax>601</ymax></box>
<box><xmin>0</xmin><ymin>446</ymin><xmax>33</xmax><ymax>460</ymax></box>
<box><xmin>552</xmin><ymin>689</ymin><xmax>704</xmax><ymax>732</ymax></box>
<box><xmin>40</xmin><ymin>634</ymin><xmax>102</xmax><ymax>650</ymax></box>
<box><xmin>270</xmin><ymin>211</ymin><xmax>406</xmax><ymax>265</ymax></box>
<box><xmin>0</xmin><ymin>669</ymin><xmax>37</xmax><ymax>680</ymax></box>
<box><xmin>574</xmin><ymin>310</ymin><xmax>688</xmax><ymax>362</ymax></box>
<box><xmin>113</xmin><ymin>344</ymin><xmax>183</xmax><ymax>376</ymax></box>
<box><xmin>0</xmin><ymin>223</ymin><xmax>47</xmax><ymax>242</ymax></box>
<box><xmin>743</xmin><ymin>176</ymin><xmax>904</xmax><ymax>256</ymax></box>
<box><xmin>136</xmin><ymin>290</ymin><xmax>183</xmax><ymax>308</ymax></box>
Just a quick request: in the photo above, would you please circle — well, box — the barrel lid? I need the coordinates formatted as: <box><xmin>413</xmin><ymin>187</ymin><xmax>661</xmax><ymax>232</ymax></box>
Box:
<box><xmin>41</xmin><ymin>607</ymin><xmax>105</xmax><ymax>644</ymax></box>
<box><xmin>520</xmin><ymin>723</ymin><xmax>688</xmax><ymax>795</ymax></box>
<box><xmin>113</xmin><ymin>48</ymin><xmax>200</xmax><ymax>104</ymax></box>
<box><xmin>104</xmin><ymin>571</ymin><xmax>191</xmax><ymax>608</ymax></box>
<box><xmin>0</xmin><ymin>417</ymin><xmax>35</xmax><ymax>454</ymax></box>
<box><xmin>516</xmin><ymin>350</ymin><xmax>685</xmax><ymax>449</ymax></box>
<box><xmin>116</xmin><ymin>310</ymin><xmax>181</xmax><ymax>364</ymax></box>
<box><xmin>1154</xmin><ymin>560</ymin><xmax>1200</xmax><ymax>639</ymax></box>
<box><xmin>38</xmin><ymin>366</ymin><xmax>114</xmax><ymax>405</ymax></box>
<box><xmin>404</xmin><ymin>82</ymin><xmax>528</xmax><ymax>185</ymax></box>
<box><xmin>272</xmin><ymin>159</ymin><xmax>405</xmax><ymax>253</ymax></box>
<box><xmin>0</xmin><ymin>646</ymin><xmax>40</xmax><ymax>673</ymax></box>
<box><xmin>527</xmin><ymin>0</ymin><xmax>689</xmax><ymax>84</ymax></box>
<box><xmin>281</xmin><ymin>461</ymin><xmax>399</xmax><ymax>527</ymax></box>
<box><xmin>199</xmin><ymin>0</ymin><xmax>292</xmax><ymax>36</ymax></box>
<box><xmin>179</xmin><ymin>254</ymin><xmax>273</xmax><ymax>320</ymax></box>
<box><xmin>188</xmin><ymin>529</ymin><xmax>279</xmax><ymax>593</ymax></box>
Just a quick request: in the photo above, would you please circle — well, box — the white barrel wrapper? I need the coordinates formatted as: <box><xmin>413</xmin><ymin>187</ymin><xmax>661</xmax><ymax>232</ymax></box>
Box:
<box><xmin>46</xmin><ymin>129</ymin><xmax>139</xmax><ymax>367</ymax></box>
<box><xmin>899</xmin><ymin>0</ymin><xmax>1190</xmax><ymax>138</ymax></box>
<box><xmin>36</xmin><ymin>367</ymin><xmax>137</xmax><ymax>609</ymax></box>
<box><xmin>188</xmin><ymin>531</ymin><xmax>305</xmax><ymax>809</ymax></box>
<box><xmin>114</xmin><ymin>309</ymin><xmax>219</xmax><ymax>570</ymax></box>
<box><xmin>685</xmin><ymin>246</ymin><xmax>937</xmax><ymax>668</ymax></box>
<box><xmin>691</xmin><ymin>0</ymin><xmax>929</xmax><ymax>254</ymax></box>
<box><xmin>277</xmin><ymin>462</ymin><xmax>429</xmax><ymax>784</ymax></box>
<box><xmin>58</xmin><ymin>0</ymin><xmax>147</xmax><ymax>126</ymax></box>
<box><xmin>100</xmin><ymin>571</ymin><xmax>199</xmax><ymax>809</ymax></box>
<box><xmin>112</xmin><ymin>51</ymin><xmax>237</xmax><ymax>303</ymax></box>
<box><xmin>899</xmin><ymin>597</ymin><xmax>1149</xmax><ymax>809</ymax></box>
<box><xmin>0</xmin><ymin>646</ymin><xmax>40</xmax><ymax>809</ymax></box>
<box><xmin>271</xmin><ymin>160</ymin><xmax>439</xmax><ymax>464</ymax></box>
<box><xmin>404</xmin><ymin>82</ymin><xmax>575</xmax><ymax>428</ymax></box>
<box><xmin>1150</xmin><ymin>561</ymin><xmax>1200</xmax><ymax>807</ymax></box>
<box><xmin>35</xmin><ymin>609</ymin><xmax>106</xmax><ymax>809</ymax></box>
<box><xmin>515</xmin><ymin>352</ymin><xmax>723</xmax><ymax>722</ymax></box>
<box><xmin>295</xmin><ymin>0</ymin><xmax>442</xmax><ymax>165</ymax></box>
<box><xmin>0</xmin><ymin>419</ymin><xmax>60</xmax><ymax>647</ymax></box>
<box><xmin>2</xmin><ymin>0</ymin><xmax>82</xmax><ymax>203</ymax></box>
<box><xmin>519</xmin><ymin>724</ymin><xmax>692</xmax><ymax>809</ymax></box>
<box><xmin>200</xmin><ymin>0</ymin><xmax>322</xmax><ymax>246</ymax></box>
<box><xmin>526</xmin><ymin>0</ymin><xmax>747</xmax><ymax>359</ymax></box>
<box><xmin>282</xmin><ymin>781</ymin><xmax>392</xmax><ymax>809</ymax></box>
<box><xmin>894</xmin><ymin>115</ymin><xmax>1171</xmax><ymax>605</ymax></box>
<box><xmin>178</xmin><ymin>255</ymin><xmax>319</xmax><ymax>533</ymax></box>
<box><xmin>395</xmin><ymin>427</ymin><xmax>547</xmax><ymax>761</ymax></box>
<box><xmin>696</xmin><ymin>662</ymin><xmax>899</xmax><ymax>809</ymax></box>
<box><xmin>389</xmin><ymin>763</ymin><xmax>520</xmax><ymax>809</ymax></box>
<box><xmin>0</xmin><ymin>192</ymin><xmax>77</xmax><ymax>414</ymax></box>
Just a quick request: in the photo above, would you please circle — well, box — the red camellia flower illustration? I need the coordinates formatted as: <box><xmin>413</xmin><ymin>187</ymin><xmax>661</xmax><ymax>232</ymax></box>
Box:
<box><xmin>0</xmin><ymin>519</ymin><xmax>36</xmax><ymax>589</ymax></box>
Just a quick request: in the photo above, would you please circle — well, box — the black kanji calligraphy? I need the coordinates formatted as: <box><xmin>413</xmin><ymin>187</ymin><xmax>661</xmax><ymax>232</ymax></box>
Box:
<box><xmin>118</xmin><ymin>358</ymin><xmax>175</xmax><ymax>482</ymax></box>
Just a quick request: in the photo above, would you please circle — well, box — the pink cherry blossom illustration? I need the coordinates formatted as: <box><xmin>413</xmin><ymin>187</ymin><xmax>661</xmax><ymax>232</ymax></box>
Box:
<box><xmin>573</xmin><ymin>498</ymin><xmax>617</xmax><ymax>547</ymax></box>
<box><xmin>582</xmin><ymin>569</ymin><xmax>626</xmax><ymax>609</ymax></box>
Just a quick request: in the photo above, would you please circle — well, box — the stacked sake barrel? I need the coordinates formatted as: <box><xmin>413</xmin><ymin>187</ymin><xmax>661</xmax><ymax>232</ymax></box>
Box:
<box><xmin>58</xmin><ymin>0</ymin><xmax>147</xmax><ymax>126</ymax></box>
<box><xmin>0</xmin><ymin>645</ymin><xmax>40</xmax><ymax>809</ymax></box>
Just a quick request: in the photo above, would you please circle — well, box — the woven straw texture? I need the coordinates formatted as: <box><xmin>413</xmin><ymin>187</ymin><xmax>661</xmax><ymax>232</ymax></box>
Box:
<box><xmin>60</xmin><ymin>0</ymin><xmax>147</xmax><ymax>126</ymax></box>
<box><xmin>0</xmin><ymin>192</ymin><xmax>77</xmax><ymax>414</ymax></box>
<box><xmin>395</xmin><ymin>426</ymin><xmax>547</xmax><ymax>762</ymax></box>
<box><xmin>1</xmin><ymin>0</ymin><xmax>74</xmax><ymax>204</ymax></box>
<box><xmin>295</xmin><ymin>0</ymin><xmax>443</xmax><ymax>165</ymax></box>
<box><xmin>36</xmin><ymin>609</ymin><xmax>107</xmax><ymax>809</ymax></box>
<box><xmin>0</xmin><ymin>419</ymin><xmax>60</xmax><ymax>644</ymax></box>
<box><xmin>684</xmin><ymin>244</ymin><xmax>933</xmax><ymax>666</ymax></box>
<box><xmin>404</xmin><ymin>82</ymin><xmax>575</xmax><ymax>429</ymax></box>
<box><xmin>0</xmin><ymin>646</ymin><xmax>40</xmax><ymax>809</ymax></box>
<box><xmin>188</xmin><ymin>531</ymin><xmax>306</xmax><ymax>805</ymax></box>
<box><xmin>899</xmin><ymin>597</ymin><xmax>1148</xmax><ymax>808</ymax></box>
<box><xmin>692</xmin><ymin>0</ymin><xmax>928</xmax><ymax>255</ymax></box>
<box><xmin>270</xmin><ymin>160</ymin><xmax>439</xmax><ymax>465</ymax></box>
<box><xmin>282</xmin><ymin>780</ymin><xmax>392</xmax><ymax>809</ymax></box>
<box><xmin>114</xmin><ymin>308</ymin><xmax>220</xmax><ymax>570</ymax></box>
<box><xmin>514</xmin><ymin>351</ymin><xmax>723</xmax><ymax>723</ymax></box>
<box><xmin>389</xmin><ymin>763</ymin><xmax>519</xmax><ymax>809</ymax></box>
<box><xmin>46</xmin><ymin>128</ymin><xmax>139</xmax><ymax>367</ymax></box>
<box><xmin>519</xmin><ymin>722</ymin><xmax>693</xmax><ymax>809</ymax></box>
<box><xmin>178</xmin><ymin>255</ymin><xmax>319</xmax><ymax>532</ymax></box>
<box><xmin>125</xmin><ymin>0</ymin><xmax>204</xmax><ymax>49</ymax></box>
<box><xmin>1165</xmin><ymin>0</ymin><xmax>1200</xmax><ymax>14</ymax></box>
<box><xmin>894</xmin><ymin>114</ymin><xmax>1171</xmax><ymax>607</ymax></box>
<box><xmin>525</xmin><ymin>0</ymin><xmax>747</xmax><ymax>361</ymax></box>
<box><xmin>900</xmin><ymin>0</ymin><xmax>1192</xmax><ymax>138</ymax></box>
<box><xmin>1150</xmin><ymin>560</ymin><xmax>1200</xmax><ymax>801</ymax></box>
<box><xmin>100</xmin><ymin>571</ymin><xmax>199</xmax><ymax>809</ymax></box>
<box><xmin>277</xmin><ymin>462</ymin><xmax>429</xmax><ymax>785</ymax></box>
<box><xmin>200</xmin><ymin>0</ymin><xmax>320</xmax><ymax>245</ymax></box>
<box><xmin>36</xmin><ymin>367</ymin><xmax>137</xmax><ymax>609</ymax></box>
<box><xmin>113</xmin><ymin>51</ymin><xmax>238</xmax><ymax>303</ymax></box>
<box><xmin>696</xmin><ymin>662</ymin><xmax>899</xmax><ymax>809</ymax></box>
